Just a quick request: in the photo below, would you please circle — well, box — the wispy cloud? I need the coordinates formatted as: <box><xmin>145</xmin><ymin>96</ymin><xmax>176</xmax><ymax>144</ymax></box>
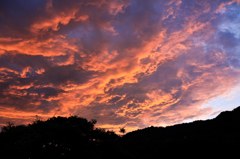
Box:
<box><xmin>0</xmin><ymin>0</ymin><xmax>240</xmax><ymax>132</ymax></box>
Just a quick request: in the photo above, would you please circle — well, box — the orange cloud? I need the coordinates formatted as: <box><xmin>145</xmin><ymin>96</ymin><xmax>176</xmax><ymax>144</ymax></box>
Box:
<box><xmin>30</xmin><ymin>9</ymin><xmax>78</xmax><ymax>33</ymax></box>
<box><xmin>0</xmin><ymin>37</ymin><xmax>78</xmax><ymax>56</ymax></box>
<box><xmin>1</xmin><ymin>0</ymin><xmax>240</xmax><ymax>134</ymax></box>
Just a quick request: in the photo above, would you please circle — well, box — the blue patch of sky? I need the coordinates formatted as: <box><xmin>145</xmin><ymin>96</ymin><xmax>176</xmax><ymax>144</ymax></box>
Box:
<box><xmin>8</xmin><ymin>0</ymin><xmax>46</xmax><ymax>16</ymax></box>
<box><xmin>196</xmin><ymin>3</ymin><xmax>240</xmax><ymax>120</ymax></box>
<box><xmin>67</xmin><ymin>26</ymin><xmax>96</xmax><ymax>41</ymax></box>
<box><xmin>218</xmin><ymin>4</ymin><xmax>240</xmax><ymax>39</ymax></box>
<box><xmin>200</xmin><ymin>83</ymin><xmax>240</xmax><ymax>120</ymax></box>
<box><xmin>218</xmin><ymin>6</ymin><xmax>240</xmax><ymax>69</ymax></box>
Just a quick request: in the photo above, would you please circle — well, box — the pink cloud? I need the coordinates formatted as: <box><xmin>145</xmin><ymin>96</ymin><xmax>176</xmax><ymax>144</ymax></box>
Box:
<box><xmin>0</xmin><ymin>0</ymin><xmax>240</xmax><ymax>134</ymax></box>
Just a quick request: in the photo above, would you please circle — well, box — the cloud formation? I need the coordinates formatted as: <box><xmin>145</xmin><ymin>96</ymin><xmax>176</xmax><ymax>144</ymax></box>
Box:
<box><xmin>0</xmin><ymin>0</ymin><xmax>240</xmax><ymax>132</ymax></box>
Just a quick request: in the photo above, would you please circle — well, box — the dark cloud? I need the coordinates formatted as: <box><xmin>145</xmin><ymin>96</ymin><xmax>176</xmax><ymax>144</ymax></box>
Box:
<box><xmin>0</xmin><ymin>0</ymin><xmax>240</xmax><ymax>133</ymax></box>
<box><xmin>216</xmin><ymin>31</ymin><xmax>238</xmax><ymax>48</ymax></box>
<box><xmin>0</xmin><ymin>0</ymin><xmax>47</xmax><ymax>37</ymax></box>
<box><xmin>230</xmin><ymin>58</ymin><xmax>240</xmax><ymax>68</ymax></box>
<box><xmin>36</xmin><ymin>64</ymin><xmax>96</xmax><ymax>86</ymax></box>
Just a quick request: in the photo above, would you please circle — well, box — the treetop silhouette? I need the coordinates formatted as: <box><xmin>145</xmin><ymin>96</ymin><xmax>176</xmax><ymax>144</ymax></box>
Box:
<box><xmin>0</xmin><ymin>116</ymin><xmax>119</xmax><ymax>159</ymax></box>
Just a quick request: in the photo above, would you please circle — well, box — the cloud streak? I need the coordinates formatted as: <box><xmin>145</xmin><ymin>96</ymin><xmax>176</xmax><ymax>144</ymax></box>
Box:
<box><xmin>0</xmin><ymin>0</ymin><xmax>240</xmax><ymax>132</ymax></box>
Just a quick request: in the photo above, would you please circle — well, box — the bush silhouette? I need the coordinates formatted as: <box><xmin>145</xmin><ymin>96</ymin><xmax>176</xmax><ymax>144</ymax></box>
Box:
<box><xmin>0</xmin><ymin>116</ymin><xmax>119</xmax><ymax>159</ymax></box>
<box><xmin>119</xmin><ymin>127</ymin><xmax>126</xmax><ymax>134</ymax></box>
<box><xmin>2</xmin><ymin>106</ymin><xmax>240</xmax><ymax>158</ymax></box>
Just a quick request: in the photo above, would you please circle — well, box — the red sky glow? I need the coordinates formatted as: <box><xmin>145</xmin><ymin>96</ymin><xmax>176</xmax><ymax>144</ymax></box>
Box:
<box><xmin>0</xmin><ymin>0</ymin><xmax>240</xmax><ymax>133</ymax></box>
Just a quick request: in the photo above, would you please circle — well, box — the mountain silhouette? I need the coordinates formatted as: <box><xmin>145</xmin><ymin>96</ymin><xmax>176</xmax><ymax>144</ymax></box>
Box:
<box><xmin>120</xmin><ymin>106</ymin><xmax>240</xmax><ymax>158</ymax></box>
<box><xmin>1</xmin><ymin>106</ymin><xmax>240</xmax><ymax>158</ymax></box>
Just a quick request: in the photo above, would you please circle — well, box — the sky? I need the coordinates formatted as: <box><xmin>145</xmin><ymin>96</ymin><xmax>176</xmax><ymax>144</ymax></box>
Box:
<box><xmin>0</xmin><ymin>0</ymin><xmax>240</xmax><ymax>133</ymax></box>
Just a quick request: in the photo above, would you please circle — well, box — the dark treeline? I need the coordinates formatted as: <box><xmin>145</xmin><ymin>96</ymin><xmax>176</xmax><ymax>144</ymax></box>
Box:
<box><xmin>1</xmin><ymin>106</ymin><xmax>240</xmax><ymax>158</ymax></box>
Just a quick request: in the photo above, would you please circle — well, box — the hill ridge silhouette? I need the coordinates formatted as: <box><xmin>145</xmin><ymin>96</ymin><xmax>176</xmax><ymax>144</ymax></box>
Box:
<box><xmin>120</xmin><ymin>106</ymin><xmax>240</xmax><ymax>157</ymax></box>
<box><xmin>1</xmin><ymin>106</ymin><xmax>240</xmax><ymax>158</ymax></box>
<box><xmin>123</xmin><ymin>106</ymin><xmax>240</xmax><ymax>136</ymax></box>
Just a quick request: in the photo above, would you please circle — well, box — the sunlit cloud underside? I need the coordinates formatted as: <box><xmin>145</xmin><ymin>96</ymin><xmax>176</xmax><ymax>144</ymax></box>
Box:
<box><xmin>0</xmin><ymin>0</ymin><xmax>240</xmax><ymax>133</ymax></box>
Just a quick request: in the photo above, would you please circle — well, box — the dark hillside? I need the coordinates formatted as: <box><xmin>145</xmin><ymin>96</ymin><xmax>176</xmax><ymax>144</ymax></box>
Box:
<box><xmin>120</xmin><ymin>106</ymin><xmax>240</xmax><ymax>158</ymax></box>
<box><xmin>1</xmin><ymin>106</ymin><xmax>240</xmax><ymax>158</ymax></box>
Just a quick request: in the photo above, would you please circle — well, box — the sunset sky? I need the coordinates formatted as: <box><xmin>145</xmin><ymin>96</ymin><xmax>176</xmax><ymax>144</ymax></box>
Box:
<box><xmin>0</xmin><ymin>0</ymin><xmax>240</xmax><ymax>133</ymax></box>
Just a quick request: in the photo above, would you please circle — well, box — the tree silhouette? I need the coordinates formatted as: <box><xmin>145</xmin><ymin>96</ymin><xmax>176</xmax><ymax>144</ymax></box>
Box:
<box><xmin>0</xmin><ymin>116</ymin><xmax>120</xmax><ymax>159</ymax></box>
<box><xmin>2</xmin><ymin>107</ymin><xmax>240</xmax><ymax>159</ymax></box>
<box><xmin>1</xmin><ymin>122</ymin><xmax>14</xmax><ymax>132</ymax></box>
<box><xmin>119</xmin><ymin>127</ymin><xmax>126</xmax><ymax>134</ymax></box>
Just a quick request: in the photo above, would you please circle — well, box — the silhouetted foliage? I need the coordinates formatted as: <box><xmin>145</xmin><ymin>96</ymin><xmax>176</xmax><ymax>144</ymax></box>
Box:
<box><xmin>0</xmin><ymin>116</ymin><xmax>120</xmax><ymax>159</ymax></box>
<box><xmin>119</xmin><ymin>127</ymin><xmax>126</xmax><ymax>134</ymax></box>
<box><xmin>1</xmin><ymin>106</ymin><xmax>240</xmax><ymax>158</ymax></box>
<box><xmin>119</xmin><ymin>106</ymin><xmax>240</xmax><ymax>158</ymax></box>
